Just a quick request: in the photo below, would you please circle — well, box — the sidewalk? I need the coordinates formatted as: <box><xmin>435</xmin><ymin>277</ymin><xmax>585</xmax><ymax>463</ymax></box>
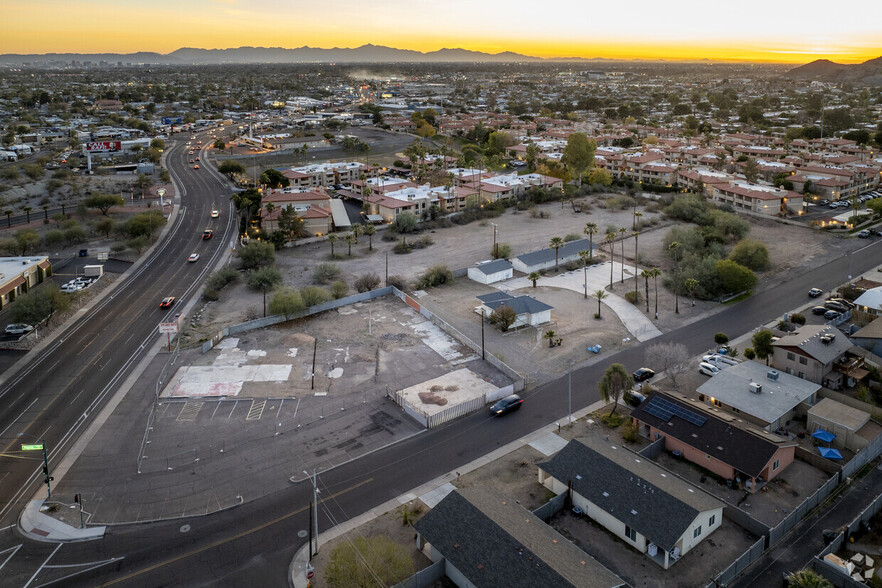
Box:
<box><xmin>288</xmin><ymin>398</ymin><xmax>609</xmax><ymax>587</ymax></box>
<box><xmin>19</xmin><ymin>499</ymin><xmax>105</xmax><ymax>542</ymax></box>
<box><xmin>497</xmin><ymin>261</ymin><xmax>663</xmax><ymax>342</ymax></box>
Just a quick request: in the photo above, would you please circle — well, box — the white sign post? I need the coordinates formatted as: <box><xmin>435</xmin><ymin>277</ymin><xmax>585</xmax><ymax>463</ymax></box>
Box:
<box><xmin>159</xmin><ymin>322</ymin><xmax>178</xmax><ymax>351</ymax></box>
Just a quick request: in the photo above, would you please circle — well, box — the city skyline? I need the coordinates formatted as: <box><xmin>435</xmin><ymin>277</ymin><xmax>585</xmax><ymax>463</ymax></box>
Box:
<box><xmin>2</xmin><ymin>0</ymin><xmax>881</xmax><ymax>64</ymax></box>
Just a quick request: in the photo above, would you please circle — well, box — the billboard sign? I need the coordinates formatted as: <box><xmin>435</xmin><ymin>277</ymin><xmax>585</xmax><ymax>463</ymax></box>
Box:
<box><xmin>162</xmin><ymin>116</ymin><xmax>183</xmax><ymax>125</ymax></box>
<box><xmin>85</xmin><ymin>140</ymin><xmax>122</xmax><ymax>153</ymax></box>
<box><xmin>159</xmin><ymin>322</ymin><xmax>178</xmax><ymax>334</ymax></box>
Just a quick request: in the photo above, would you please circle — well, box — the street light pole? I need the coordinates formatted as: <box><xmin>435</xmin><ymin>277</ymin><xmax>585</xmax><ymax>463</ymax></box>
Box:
<box><xmin>304</xmin><ymin>469</ymin><xmax>319</xmax><ymax>558</ymax></box>
<box><xmin>568</xmin><ymin>360</ymin><xmax>573</xmax><ymax>428</ymax></box>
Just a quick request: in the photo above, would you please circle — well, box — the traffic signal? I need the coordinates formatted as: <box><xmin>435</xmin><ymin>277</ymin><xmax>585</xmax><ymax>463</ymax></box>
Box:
<box><xmin>74</xmin><ymin>494</ymin><xmax>80</xmax><ymax>504</ymax></box>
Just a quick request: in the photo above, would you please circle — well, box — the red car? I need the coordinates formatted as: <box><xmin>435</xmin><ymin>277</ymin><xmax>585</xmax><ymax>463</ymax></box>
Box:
<box><xmin>159</xmin><ymin>296</ymin><xmax>175</xmax><ymax>308</ymax></box>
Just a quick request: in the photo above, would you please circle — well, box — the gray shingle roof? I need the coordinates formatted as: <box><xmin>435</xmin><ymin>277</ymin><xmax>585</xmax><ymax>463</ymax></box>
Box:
<box><xmin>477</xmin><ymin>291</ymin><xmax>514</xmax><ymax>304</ymax></box>
<box><xmin>414</xmin><ymin>486</ymin><xmax>624</xmax><ymax>588</ymax></box>
<box><xmin>772</xmin><ymin>325</ymin><xmax>851</xmax><ymax>365</ymax></box>
<box><xmin>473</xmin><ymin>259</ymin><xmax>513</xmax><ymax>275</ymax></box>
<box><xmin>485</xmin><ymin>295</ymin><xmax>553</xmax><ymax>315</ymax></box>
<box><xmin>514</xmin><ymin>238</ymin><xmax>594</xmax><ymax>267</ymax></box>
<box><xmin>539</xmin><ymin>438</ymin><xmax>724</xmax><ymax>551</ymax></box>
<box><xmin>631</xmin><ymin>392</ymin><xmax>795</xmax><ymax>479</ymax></box>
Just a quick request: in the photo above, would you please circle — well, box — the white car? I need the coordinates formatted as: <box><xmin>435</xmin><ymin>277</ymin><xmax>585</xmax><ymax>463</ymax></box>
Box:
<box><xmin>60</xmin><ymin>283</ymin><xmax>81</xmax><ymax>293</ymax></box>
<box><xmin>699</xmin><ymin>362</ymin><xmax>721</xmax><ymax>376</ymax></box>
<box><xmin>5</xmin><ymin>323</ymin><xmax>33</xmax><ymax>335</ymax></box>
<box><xmin>210</xmin><ymin>210</ymin><xmax>219</xmax><ymax>218</ymax></box>
<box><xmin>188</xmin><ymin>253</ymin><xmax>200</xmax><ymax>263</ymax></box>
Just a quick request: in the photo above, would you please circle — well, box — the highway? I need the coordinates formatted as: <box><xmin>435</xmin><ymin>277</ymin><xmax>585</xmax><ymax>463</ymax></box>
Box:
<box><xmin>1</xmin><ymin>144</ymin><xmax>881</xmax><ymax>585</ymax></box>
<box><xmin>0</xmin><ymin>132</ymin><xmax>237</xmax><ymax>530</ymax></box>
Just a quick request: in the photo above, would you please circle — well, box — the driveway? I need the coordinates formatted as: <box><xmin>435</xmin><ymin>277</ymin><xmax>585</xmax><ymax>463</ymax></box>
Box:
<box><xmin>497</xmin><ymin>261</ymin><xmax>663</xmax><ymax>342</ymax></box>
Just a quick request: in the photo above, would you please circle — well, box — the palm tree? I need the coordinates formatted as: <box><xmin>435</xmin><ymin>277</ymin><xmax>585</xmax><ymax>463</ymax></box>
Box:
<box><xmin>598</xmin><ymin>363</ymin><xmax>634</xmax><ymax>416</ymax></box>
<box><xmin>351</xmin><ymin>222</ymin><xmax>363</xmax><ymax>244</ymax></box>
<box><xmin>785</xmin><ymin>569</ymin><xmax>833</xmax><ymax>588</ymax></box>
<box><xmin>605</xmin><ymin>230</ymin><xmax>617</xmax><ymax>287</ymax></box>
<box><xmin>668</xmin><ymin>242</ymin><xmax>681</xmax><ymax>314</ymax></box>
<box><xmin>327</xmin><ymin>233</ymin><xmax>338</xmax><ymax>256</ymax></box>
<box><xmin>3</xmin><ymin>210</ymin><xmax>10</xmax><ymax>227</ymax></box>
<box><xmin>23</xmin><ymin>206</ymin><xmax>32</xmax><ymax>224</ymax></box>
<box><xmin>549</xmin><ymin>236</ymin><xmax>565</xmax><ymax>269</ymax></box>
<box><xmin>543</xmin><ymin>329</ymin><xmax>556</xmax><ymax>348</ymax></box>
<box><xmin>579</xmin><ymin>250</ymin><xmax>591</xmax><ymax>298</ymax></box>
<box><xmin>528</xmin><ymin>271</ymin><xmax>541</xmax><ymax>288</ymax></box>
<box><xmin>584</xmin><ymin>222</ymin><xmax>598</xmax><ymax>262</ymax></box>
<box><xmin>363</xmin><ymin>223</ymin><xmax>376</xmax><ymax>250</ymax></box>
<box><xmin>345</xmin><ymin>232</ymin><xmax>356</xmax><ymax>256</ymax></box>
<box><xmin>646</xmin><ymin>267</ymin><xmax>662</xmax><ymax>319</ymax></box>
<box><xmin>42</xmin><ymin>205</ymin><xmax>49</xmax><ymax>221</ymax></box>
<box><xmin>633</xmin><ymin>210</ymin><xmax>643</xmax><ymax>230</ymax></box>
<box><xmin>619</xmin><ymin>227</ymin><xmax>627</xmax><ymax>282</ymax></box>
<box><xmin>641</xmin><ymin>269</ymin><xmax>652</xmax><ymax>312</ymax></box>
<box><xmin>632</xmin><ymin>231</ymin><xmax>640</xmax><ymax>295</ymax></box>
<box><xmin>685</xmin><ymin>278</ymin><xmax>699</xmax><ymax>306</ymax></box>
<box><xmin>593</xmin><ymin>289</ymin><xmax>607</xmax><ymax>318</ymax></box>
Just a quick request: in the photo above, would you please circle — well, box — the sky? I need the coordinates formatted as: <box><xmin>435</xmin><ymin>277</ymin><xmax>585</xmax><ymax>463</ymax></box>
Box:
<box><xmin>2</xmin><ymin>0</ymin><xmax>881</xmax><ymax>64</ymax></box>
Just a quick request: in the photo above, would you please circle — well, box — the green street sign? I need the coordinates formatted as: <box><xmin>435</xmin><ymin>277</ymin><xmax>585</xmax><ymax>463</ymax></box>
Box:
<box><xmin>21</xmin><ymin>444</ymin><xmax>43</xmax><ymax>451</ymax></box>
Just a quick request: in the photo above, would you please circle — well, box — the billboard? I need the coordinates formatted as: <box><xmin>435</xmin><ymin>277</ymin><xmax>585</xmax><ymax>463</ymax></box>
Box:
<box><xmin>84</xmin><ymin>140</ymin><xmax>122</xmax><ymax>153</ymax></box>
<box><xmin>159</xmin><ymin>322</ymin><xmax>178</xmax><ymax>334</ymax></box>
<box><xmin>162</xmin><ymin>117</ymin><xmax>183</xmax><ymax>125</ymax></box>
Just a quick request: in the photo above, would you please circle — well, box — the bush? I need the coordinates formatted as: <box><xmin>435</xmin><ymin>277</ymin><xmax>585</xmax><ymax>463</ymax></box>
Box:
<box><xmin>624</xmin><ymin>290</ymin><xmax>642</xmax><ymax>305</ymax></box>
<box><xmin>493</xmin><ymin>242</ymin><xmax>512</xmax><ymax>259</ymax></box>
<box><xmin>790</xmin><ymin>313</ymin><xmax>806</xmax><ymax>325</ymax></box>
<box><xmin>329</xmin><ymin>280</ymin><xmax>349</xmax><ymax>299</ymax></box>
<box><xmin>744</xmin><ymin>348</ymin><xmax>756</xmax><ymax>360</ymax></box>
<box><xmin>564</xmin><ymin>260</ymin><xmax>581</xmax><ymax>271</ymax></box>
<box><xmin>410</xmin><ymin>235</ymin><xmax>433</xmax><ymax>249</ymax></box>
<box><xmin>300</xmin><ymin>285</ymin><xmax>331</xmax><ymax>308</ymax></box>
<box><xmin>387</xmin><ymin>275</ymin><xmax>407</xmax><ymax>290</ymax></box>
<box><xmin>621</xmin><ymin>421</ymin><xmax>639</xmax><ymax>443</ymax></box>
<box><xmin>237</xmin><ymin>241</ymin><xmax>275</xmax><ymax>269</ymax></box>
<box><xmin>354</xmin><ymin>273</ymin><xmax>381</xmax><ymax>293</ymax></box>
<box><xmin>729</xmin><ymin>239</ymin><xmax>770</xmax><ymax>271</ymax></box>
<box><xmin>205</xmin><ymin>267</ymin><xmax>240</xmax><ymax>294</ymax></box>
<box><xmin>393</xmin><ymin>239</ymin><xmax>412</xmax><ymax>254</ymax></box>
<box><xmin>563</xmin><ymin>233</ymin><xmax>581</xmax><ymax>242</ymax></box>
<box><xmin>414</xmin><ymin>265</ymin><xmax>453</xmax><ymax>289</ymax></box>
<box><xmin>313</xmin><ymin>263</ymin><xmax>342</xmax><ymax>284</ymax></box>
<box><xmin>390</xmin><ymin>211</ymin><xmax>418</xmax><ymax>234</ymax></box>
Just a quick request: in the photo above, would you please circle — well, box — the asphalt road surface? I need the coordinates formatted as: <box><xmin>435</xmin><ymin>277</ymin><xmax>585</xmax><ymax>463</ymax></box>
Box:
<box><xmin>0</xmin><ymin>132</ymin><xmax>237</xmax><ymax>531</ymax></box>
<box><xmin>2</xmin><ymin>147</ymin><xmax>882</xmax><ymax>585</ymax></box>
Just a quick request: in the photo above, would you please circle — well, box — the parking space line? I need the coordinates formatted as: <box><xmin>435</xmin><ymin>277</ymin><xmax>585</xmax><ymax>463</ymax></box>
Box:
<box><xmin>176</xmin><ymin>401</ymin><xmax>203</xmax><ymax>422</ymax></box>
<box><xmin>246</xmin><ymin>399</ymin><xmax>266</xmax><ymax>421</ymax></box>
<box><xmin>226</xmin><ymin>399</ymin><xmax>238</xmax><ymax>420</ymax></box>
<box><xmin>210</xmin><ymin>400</ymin><xmax>222</xmax><ymax>420</ymax></box>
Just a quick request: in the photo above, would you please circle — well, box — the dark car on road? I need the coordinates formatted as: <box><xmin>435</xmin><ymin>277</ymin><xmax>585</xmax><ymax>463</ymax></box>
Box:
<box><xmin>490</xmin><ymin>394</ymin><xmax>523</xmax><ymax>416</ymax></box>
<box><xmin>633</xmin><ymin>368</ymin><xmax>655</xmax><ymax>383</ymax></box>
<box><xmin>202</xmin><ymin>229</ymin><xmax>213</xmax><ymax>240</ymax></box>
<box><xmin>159</xmin><ymin>296</ymin><xmax>176</xmax><ymax>309</ymax></box>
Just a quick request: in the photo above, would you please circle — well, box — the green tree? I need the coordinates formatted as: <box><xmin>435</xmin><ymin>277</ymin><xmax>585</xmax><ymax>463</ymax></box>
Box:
<box><xmin>247</xmin><ymin>266</ymin><xmax>283</xmax><ymax>316</ymax></box>
<box><xmin>598</xmin><ymin>363</ymin><xmax>634</xmax><ymax>416</ymax></box>
<box><xmin>324</xmin><ymin>535</ymin><xmax>414</xmax><ymax>588</ymax></box>
<box><xmin>586</xmin><ymin>167</ymin><xmax>612</xmax><ymax>186</ymax></box>
<box><xmin>259</xmin><ymin>168</ymin><xmax>290</xmax><ymax>189</ymax></box>
<box><xmin>390</xmin><ymin>211</ymin><xmax>418</xmax><ymax>234</ymax></box>
<box><xmin>714</xmin><ymin>332</ymin><xmax>729</xmax><ymax>346</ymax></box>
<box><xmin>362</xmin><ymin>223</ymin><xmax>377</xmax><ymax>250</ymax></box>
<box><xmin>327</xmin><ymin>233</ymin><xmax>338</xmax><ymax>257</ymax></box>
<box><xmin>238</xmin><ymin>241</ymin><xmax>276</xmax><ymax>269</ymax></box>
<box><xmin>729</xmin><ymin>239</ymin><xmax>770</xmax><ymax>271</ymax></box>
<box><xmin>300</xmin><ymin>285</ymin><xmax>331</xmax><ymax>308</ymax></box>
<box><xmin>561</xmin><ymin>132</ymin><xmax>596</xmax><ymax>186</ymax></box>
<box><xmin>716</xmin><ymin>259</ymin><xmax>757</xmax><ymax>293</ymax></box>
<box><xmin>685</xmin><ymin>278</ymin><xmax>699</xmax><ymax>306</ymax></box>
<box><xmin>525</xmin><ymin>143</ymin><xmax>540</xmax><ymax>172</ymax></box>
<box><xmin>752</xmin><ymin>329</ymin><xmax>775</xmax><ymax>365</ymax></box>
<box><xmin>593</xmin><ymin>289</ymin><xmax>607</xmax><ymax>318</ymax></box>
<box><xmin>528</xmin><ymin>271</ymin><xmax>540</xmax><ymax>288</ymax></box>
<box><xmin>489</xmin><ymin>305</ymin><xmax>517</xmax><ymax>332</ymax></box>
<box><xmin>12</xmin><ymin>283</ymin><xmax>70</xmax><ymax>327</ymax></box>
<box><xmin>218</xmin><ymin>160</ymin><xmax>246</xmax><ymax>177</ymax></box>
<box><xmin>150</xmin><ymin>138</ymin><xmax>165</xmax><ymax>150</ymax></box>
<box><xmin>549</xmin><ymin>236</ymin><xmax>565</xmax><ymax>269</ymax></box>
<box><xmin>84</xmin><ymin>193</ymin><xmax>125</xmax><ymax>216</ymax></box>
<box><xmin>785</xmin><ymin>569</ymin><xmax>833</xmax><ymax>588</ymax></box>
<box><xmin>486</xmin><ymin>131</ymin><xmax>515</xmax><ymax>156</ymax></box>
<box><xmin>268</xmin><ymin>286</ymin><xmax>304</xmax><ymax>319</ymax></box>
<box><xmin>213</xmin><ymin>138</ymin><xmax>226</xmax><ymax>150</ymax></box>
<box><xmin>344</xmin><ymin>231</ymin><xmax>356</xmax><ymax>256</ymax></box>
<box><xmin>15</xmin><ymin>229</ymin><xmax>40</xmax><ymax>255</ymax></box>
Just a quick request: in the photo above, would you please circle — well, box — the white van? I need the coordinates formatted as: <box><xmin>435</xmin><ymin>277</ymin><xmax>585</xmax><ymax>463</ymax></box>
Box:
<box><xmin>699</xmin><ymin>362</ymin><xmax>720</xmax><ymax>376</ymax></box>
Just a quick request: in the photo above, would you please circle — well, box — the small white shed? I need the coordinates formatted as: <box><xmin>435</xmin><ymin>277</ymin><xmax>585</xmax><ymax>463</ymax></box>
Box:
<box><xmin>467</xmin><ymin>259</ymin><xmax>513</xmax><ymax>285</ymax></box>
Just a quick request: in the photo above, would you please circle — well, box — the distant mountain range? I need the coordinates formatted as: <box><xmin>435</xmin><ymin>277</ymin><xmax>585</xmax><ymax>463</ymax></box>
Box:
<box><xmin>0</xmin><ymin>45</ymin><xmax>557</xmax><ymax>65</ymax></box>
<box><xmin>785</xmin><ymin>56</ymin><xmax>882</xmax><ymax>85</ymax></box>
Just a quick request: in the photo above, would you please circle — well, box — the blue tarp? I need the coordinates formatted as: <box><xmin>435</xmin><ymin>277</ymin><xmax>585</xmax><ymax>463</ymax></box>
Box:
<box><xmin>819</xmin><ymin>447</ymin><xmax>843</xmax><ymax>460</ymax></box>
<box><xmin>812</xmin><ymin>429</ymin><xmax>836</xmax><ymax>443</ymax></box>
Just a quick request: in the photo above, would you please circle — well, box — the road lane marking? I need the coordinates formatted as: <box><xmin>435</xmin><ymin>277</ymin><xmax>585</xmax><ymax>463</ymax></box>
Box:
<box><xmin>98</xmin><ymin>477</ymin><xmax>374</xmax><ymax>587</ymax></box>
<box><xmin>24</xmin><ymin>543</ymin><xmax>61</xmax><ymax>588</ymax></box>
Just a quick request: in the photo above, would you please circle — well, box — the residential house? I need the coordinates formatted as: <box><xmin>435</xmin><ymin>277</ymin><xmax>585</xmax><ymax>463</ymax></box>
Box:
<box><xmin>771</xmin><ymin>325</ymin><xmax>865</xmax><ymax>390</ymax></box>
<box><xmin>260</xmin><ymin>190</ymin><xmax>333</xmax><ymax>235</ymax></box>
<box><xmin>853</xmin><ymin>287</ymin><xmax>882</xmax><ymax>317</ymax></box>
<box><xmin>477</xmin><ymin>292</ymin><xmax>552</xmax><ymax>327</ymax></box>
<box><xmin>696</xmin><ymin>360</ymin><xmax>821</xmax><ymax>431</ymax></box>
<box><xmin>538</xmin><ymin>437</ymin><xmax>725</xmax><ymax>569</ymax></box>
<box><xmin>414</xmin><ymin>486</ymin><xmax>625</xmax><ymax>588</ymax></box>
<box><xmin>281</xmin><ymin>161</ymin><xmax>368</xmax><ymax>189</ymax></box>
<box><xmin>851</xmin><ymin>316</ymin><xmax>882</xmax><ymax>356</ymax></box>
<box><xmin>631</xmin><ymin>391</ymin><xmax>797</xmax><ymax>492</ymax></box>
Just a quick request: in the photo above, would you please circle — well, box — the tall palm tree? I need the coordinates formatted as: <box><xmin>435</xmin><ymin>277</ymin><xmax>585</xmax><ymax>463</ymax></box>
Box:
<box><xmin>584</xmin><ymin>222</ymin><xmax>598</xmax><ymax>262</ymax></box>
<box><xmin>327</xmin><ymin>233</ymin><xmax>338</xmax><ymax>257</ymax></box>
<box><xmin>646</xmin><ymin>267</ymin><xmax>662</xmax><ymax>319</ymax></box>
<box><xmin>345</xmin><ymin>232</ymin><xmax>356</xmax><ymax>256</ymax></box>
<box><xmin>579</xmin><ymin>250</ymin><xmax>591</xmax><ymax>298</ymax></box>
<box><xmin>351</xmin><ymin>222</ymin><xmax>363</xmax><ymax>244</ymax></box>
<box><xmin>641</xmin><ymin>269</ymin><xmax>652</xmax><ymax>312</ymax></box>
<box><xmin>593</xmin><ymin>289</ymin><xmax>607</xmax><ymax>318</ymax></box>
<box><xmin>632</xmin><ymin>231</ymin><xmax>640</xmax><ymax>295</ymax></box>
<box><xmin>619</xmin><ymin>227</ymin><xmax>628</xmax><ymax>283</ymax></box>
<box><xmin>633</xmin><ymin>210</ymin><xmax>643</xmax><ymax>230</ymax></box>
<box><xmin>23</xmin><ymin>206</ymin><xmax>32</xmax><ymax>224</ymax></box>
<box><xmin>549</xmin><ymin>236</ymin><xmax>565</xmax><ymax>269</ymax></box>
<box><xmin>605</xmin><ymin>230</ymin><xmax>617</xmax><ymax>287</ymax></box>
<box><xmin>685</xmin><ymin>278</ymin><xmax>699</xmax><ymax>306</ymax></box>
<box><xmin>3</xmin><ymin>210</ymin><xmax>11</xmax><ymax>227</ymax></box>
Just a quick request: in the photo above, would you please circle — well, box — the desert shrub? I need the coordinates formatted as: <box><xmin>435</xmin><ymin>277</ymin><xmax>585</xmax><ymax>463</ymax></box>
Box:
<box><xmin>44</xmin><ymin>229</ymin><xmax>65</xmax><ymax>247</ymax></box>
<box><xmin>414</xmin><ymin>265</ymin><xmax>453</xmax><ymax>289</ymax></box>
<box><xmin>410</xmin><ymin>235</ymin><xmax>433</xmax><ymax>249</ymax></box>
<box><xmin>313</xmin><ymin>263</ymin><xmax>341</xmax><ymax>284</ymax></box>
<box><xmin>624</xmin><ymin>290</ymin><xmax>642</xmax><ymax>305</ymax></box>
<box><xmin>744</xmin><ymin>347</ymin><xmax>756</xmax><ymax>360</ymax></box>
<box><xmin>393</xmin><ymin>239</ymin><xmax>412</xmax><ymax>254</ymax></box>
<box><xmin>354</xmin><ymin>273</ymin><xmax>380</xmax><ymax>292</ymax></box>
<box><xmin>493</xmin><ymin>242</ymin><xmax>512</xmax><ymax>259</ymax></box>
<box><xmin>489</xmin><ymin>305</ymin><xmax>517</xmax><ymax>332</ymax></box>
<box><xmin>205</xmin><ymin>267</ymin><xmax>240</xmax><ymax>292</ymax></box>
<box><xmin>563</xmin><ymin>233</ymin><xmax>581</xmax><ymax>242</ymax></box>
<box><xmin>300</xmin><ymin>285</ymin><xmax>331</xmax><ymax>307</ymax></box>
<box><xmin>529</xmin><ymin>207</ymin><xmax>549</xmax><ymax>219</ymax></box>
<box><xmin>790</xmin><ymin>313</ymin><xmax>806</xmax><ymax>325</ymax></box>
<box><xmin>389</xmin><ymin>211</ymin><xmax>418</xmax><ymax>234</ymax></box>
<box><xmin>564</xmin><ymin>260</ymin><xmax>581</xmax><ymax>271</ymax></box>
<box><xmin>729</xmin><ymin>238</ymin><xmax>770</xmax><ymax>271</ymax></box>
<box><xmin>329</xmin><ymin>280</ymin><xmax>349</xmax><ymax>299</ymax></box>
<box><xmin>387</xmin><ymin>275</ymin><xmax>407</xmax><ymax>290</ymax></box>
<box><xmin>621</xmin><ymin>421</ymin><xmax>639</xmax><ymax>443</ymax></box>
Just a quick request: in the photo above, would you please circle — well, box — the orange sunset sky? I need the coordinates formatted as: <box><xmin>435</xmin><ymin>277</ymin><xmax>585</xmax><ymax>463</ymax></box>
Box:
<box><xmin>1</xmin><ymin>0</ymin><xmax>880</xmax><ymax>64</ymax></box>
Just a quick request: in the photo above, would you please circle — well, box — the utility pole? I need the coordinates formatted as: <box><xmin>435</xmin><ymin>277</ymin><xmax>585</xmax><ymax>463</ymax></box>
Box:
<box><xmin>568</xmin><ymin>360</ymin><xmax>573</xmax><ymax>428</ymax></box>
<box><xmin>385</xmin><ymin>251</ymin><xmax>389</xmax><ymax>287</ymax></box>
<box><xmin>491</xmin><ymin>223</ymin><xmax>498</xmax><ymax>258</ymax></box>
<box><xmin>304</xmin><ymin>469</ymin><xmax>320</xmax><ymax>558</ymax></box>
<box><xmin>481</xmin><ymin>309</ymin><xmax>485</xmax><ymax>360</ymax></box>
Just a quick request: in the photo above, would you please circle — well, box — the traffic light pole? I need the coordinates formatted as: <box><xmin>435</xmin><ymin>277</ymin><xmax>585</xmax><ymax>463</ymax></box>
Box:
<box><xmin>42</xmin><ymin>444</ymin><xmax>52</xmax><ymax>499</ymax></box>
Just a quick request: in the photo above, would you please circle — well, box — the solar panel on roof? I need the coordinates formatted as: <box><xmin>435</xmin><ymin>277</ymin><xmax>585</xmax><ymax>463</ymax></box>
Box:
<box><xmin>643</xmin><ymin>396</ymin><xmax>707</xmax><ymax>427</ymax></box>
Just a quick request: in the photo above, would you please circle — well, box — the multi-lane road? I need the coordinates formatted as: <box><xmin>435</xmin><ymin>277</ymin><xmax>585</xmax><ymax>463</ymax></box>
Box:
<box><xmin>1</xmin><ymin>140</ymin><xmax>881</xmax><ymax>586</ymax></box>
<box><xmin>0</xmin><ymin>133</ymin><xmax>236</xmax><ymax>528</ymax></box>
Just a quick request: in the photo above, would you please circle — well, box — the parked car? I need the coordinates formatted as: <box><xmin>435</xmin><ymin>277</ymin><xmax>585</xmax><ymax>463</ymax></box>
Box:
<box><xmin>627</xmin><ymin>391</ymin><xmax>646</xmax><ymax>407</ymax></box>
<box><xmin>858</xmin><ymin>230</ymin><xmax>871</xmax><ymax>238</ymax></box>
<box><xmin>5</xmin><ymin>323</ymin><xmax>33</xmax><ymax>335</ymax></box>
<box><xmin>827</xmin><ymin>298</ymin><xmax>854</xmax><ymax>309</ymax></box>
<box><xmin>490</xmin><ymin>394</ymin><xmax>523</xmax><ymax>416</ymax></box>
<box><xmin>824</xmin><ymin>301</ymin><xmax>849</xmax><ymax>313</ymax></box>
<box><xmin>811</xmin><ymin>306</ymin><xmax>828</xmax><ymax>315</ymax></box>
<box><xmin>824</xmin><ymin>310</ymin><xmax>842</xmax><ymax>320</ymax></box>
<box><xmin>633</xmin><ymin>368</ymin><xmax>655</xmax><ymax>382</ymax></box>
<box><xmin>159</xmin><ymin>296</ymin><xmax>176</xmax><ymax>309</ymax></box>
<box><xmin>699</xmin><ymin>362</ymin><xmax>720</xmax><ymax>376</ymax></box>
<box><xmin>808</xmin><ymin>288</ymin><xmax>823</xmax><ymax>298</ymax></box>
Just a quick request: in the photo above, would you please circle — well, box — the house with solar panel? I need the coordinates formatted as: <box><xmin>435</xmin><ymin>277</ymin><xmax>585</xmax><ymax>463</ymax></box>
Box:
<box><xmin>414</xmin><ymin>486</ymin><xmax>626</xmax><ymax>588</ymax></box>
<box><xmin>538</xmin><ymin>437</ymin><xmax>725</xmax><ymax>569</ymax></box>
<box><xmin>631</xmin><ymin>391</ymin><xmax>797</xmax><ymax>492</ymax></box>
